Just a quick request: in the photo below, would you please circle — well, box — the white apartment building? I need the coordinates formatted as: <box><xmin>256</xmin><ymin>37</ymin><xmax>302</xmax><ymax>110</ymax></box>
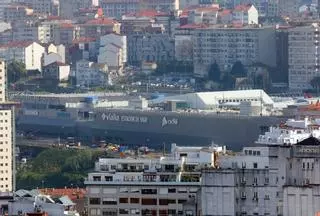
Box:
<box><xmin>0</xmin><ymin>60</ymin><xmax>16</xmax><ymax>193</ymax></box>
<box><xmin>0</xmin><ymin>42</ymin><xmax>45</xmax><ymax>72</ymax></box>
<box><xmin>288</xmin><ymin>24</ymin><xmax>320</xmax><ymax>90</ymax></box>
<box><xmin>85</xmin><ymin>144</ymin><xmax>224</xmax><ymax>216</ymax></box>
<box><xmin>75</xmin><ymin>60</ymin><xmax>109</xmax><ymax>87</ymax></box>
<box><xmin>193</xmin><ymin>25</ymin><xmax>276</xmax><ymax>77</ymax></box>
<box><xmin>98</xmin><ymin>33</ymin><xmax>127</xmax><ymax>75</ymax></box>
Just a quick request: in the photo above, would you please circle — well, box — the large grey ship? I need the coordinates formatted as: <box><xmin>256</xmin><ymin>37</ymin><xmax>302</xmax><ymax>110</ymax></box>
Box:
<box><xmin>11</xmin><ymin>90</ymin><xmax>292</xmax><ymax>150</ymax></box>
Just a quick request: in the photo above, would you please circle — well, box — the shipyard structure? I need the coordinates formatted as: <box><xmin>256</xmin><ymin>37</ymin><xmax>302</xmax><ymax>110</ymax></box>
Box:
<box><xmin>10</xmin><ymin>89</ymin><xmax>315</xmax><ymax>150</ymax></box>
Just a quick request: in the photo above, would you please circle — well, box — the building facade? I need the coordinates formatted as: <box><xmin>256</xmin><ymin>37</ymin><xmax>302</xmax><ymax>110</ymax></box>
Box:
<box><xmin>0</xmin><ymin>60</ymin><xmax>16</xmax><ymax>193</ymax></box>
<box><xmin>98</xmin><ymin>33</ymin><xmax>127</xmax><ymax>75</ymax></box>
<box><xmin>288</xmin><ymin>23</ymin><xmax>320</xmax><ymax>90</ymax></box>
<box><xmin>75</xmin><ymin>60</ymin><xmax>109</xmax><ymax>87</ymax></box>
<box><xmin>128</xmin><ymin>32</ymin><xmax>175</xmax><ymax>65</ymax></box>
<box><xmin>85</xmin><ymin>144</ymin><xmax>224</xmax><ymax>216</ymax></box>
<box><xmin>193</xmin><ymin>25</ymin><xmax>276</xmax><ymax>77</ymax></box>
<box><xmin>0</xmin><ymin>42</ymin><xmax>45</xmax><ymax>72</ymax></box>
<box><xmin>43</xmin><ymin>61</ymin><xmax>70</xmax><ymax>81</ymax></box>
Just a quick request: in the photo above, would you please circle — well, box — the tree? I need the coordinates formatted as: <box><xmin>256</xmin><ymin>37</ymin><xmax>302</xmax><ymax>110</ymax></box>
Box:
<box><xmin>310</xmin><ymin>76</ymin><xmax>320</xmax><ymax>90</ymax></box>
<box><xmin>208</xmin><ymin>62</ymin><xmax>221</xmax><ymax>82</ymax></box>
<box><xmin>221</xmin><ymin>73</ymin><xmax>235</xmax><ymax>90</ymax></box>
<box><xmin>230</xmin><ymin>61</ymin><xmax>246</xmax><ymax>78</ymax></box>
<box><xmin>7</xmin><ymin>60</ymin><xmax>27</xmax><ymax>84</ymax></box>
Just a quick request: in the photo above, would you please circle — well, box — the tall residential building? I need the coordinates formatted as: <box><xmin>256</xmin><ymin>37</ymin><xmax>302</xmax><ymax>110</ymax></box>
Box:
<box><xmin>193</xmin><ymin>25</ymin><xmax>276</xmax><ymax>77</ymax></box>
<box><xmin>279</xmin><ymin>0</ymin><xmax>301</xmax><ymax>18</ymax></box>
<box><xmin>85</xmin><ymin>144</ymin><xmax>224</xmax><ymax>216</ymax></box>
<box><xmin>200</xmin><ymin>119</ymin><xmax>320</xmax><ymax>216</ymax></box>
<box><xmin>275</xmin><ymin>26</ymin><xmax>289</xmax><ymax>84</ymax></box>
<box><xmin>128</xmin><ymin>31</ymin><xmax>175</xmax><ymax>65</ymax></box>
<box><xmin>0</xmin><ymin>59</ymin><xmax>16</xmax><ymax>193</ymax></box>
<box><xmin>288</xmin><ymin>24</ymin><xmax>320</xmax><ymax>90</ymax></box>
<box><xmin>0</xmin><ymin>0</ymin><xmax>12</xmax><ymax>21</ymax></box>
<box><xmin>59</xmin><ymin>0</ymin><xmax>92</xmax><ymax>19</ymax></box>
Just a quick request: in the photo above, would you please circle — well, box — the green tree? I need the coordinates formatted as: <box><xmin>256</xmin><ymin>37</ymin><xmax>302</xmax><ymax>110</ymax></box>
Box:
<box><xmin>230</xmin><ymin>61</ymin><xmax>246</xmax><ymax>78</ymax></box>
<box><xmin>221</xmin><ymin>73</ymin><xmax>235</xmax><ymax>90</ymax></box>
<box><xmin>310</xmin><ymin>76</ymin><xmax>320</xmax><ymax>90</ymax></box>
<box><xmin>208</xmin><ymin>62</ymin><xmax>221</xmax><ymax>82</ymax></box>
<box><xmin>7</xmin><ymin>60</ymin><xmax>27</xmax><ymax>84</ymax></box>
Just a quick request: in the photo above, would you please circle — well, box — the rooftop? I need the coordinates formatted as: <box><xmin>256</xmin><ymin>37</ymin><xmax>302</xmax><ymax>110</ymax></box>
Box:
<box><xmin>85</xmin><ymin>17</ymin><xmax>118</xmax><ymax>25</ymax></box>
<box><xmin>0</xmin><ymin>41</ymin><xmax>33</xmax><ymax>48</ymax></box>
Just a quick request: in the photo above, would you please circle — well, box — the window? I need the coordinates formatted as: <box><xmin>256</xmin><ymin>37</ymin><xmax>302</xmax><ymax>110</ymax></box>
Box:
<box><xmin>168</xmin><ymin>188</ymin><xmax>176</xmax><ymax>193</ymax></box>
<box><xmin>89</xmin><ymin>198</ymin><xmax>100</xmax><ymax>205</ymax></box>
<box><xmin>102</xmin><ymin>198</ymin><xmax>117</xmax><ymax>205</ymax></box>
<box><xmin>102</xmin><ymin>210</ymin><xmax>117</xmax><ymax>216</ymax></box>
<box><xmin>119</xmin><ymin>198</ymin><xmax>128</xmax><ymax>203</ymax></box>
<box><xmin>119</xmin><ymin>209</ymin><xmax>129</xmax><ymax>214</ymax></box>
<box><xmin>253</xmin><ymin>163</ymin><xmax>258</xmax><ymax>169</ymax></box>
<box><xmin>130</xmin><ymin>198</ymin><xmax>139</xmax><ymax>204</ymax></box>
<box><xmin>178</xmin><ymin>199</ymin><xmax>187</xmax><ymax>204</ymax></box>
<box><xmin>141</xmin><ymin>198</ymin><xmax>157</xmax><ymax>205</ymax></box>
<box><xmin>141</xmin><ymin>189</ymin><xmax>157</xmax><ymax>194</ymax></box>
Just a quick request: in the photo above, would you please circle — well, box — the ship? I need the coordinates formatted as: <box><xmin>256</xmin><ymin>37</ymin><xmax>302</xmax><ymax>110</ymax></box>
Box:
<box><xmin>11</xmin><ymin>90</ymin><xmax>297</xmax><ymax>150</ymax></box>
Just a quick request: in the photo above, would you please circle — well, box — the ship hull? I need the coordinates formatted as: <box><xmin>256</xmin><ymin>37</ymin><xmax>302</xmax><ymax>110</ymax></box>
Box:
<box><xmin>16</xmin><ymin>109</ymin><xmax>287</xmax><ymax>150</ymax></box>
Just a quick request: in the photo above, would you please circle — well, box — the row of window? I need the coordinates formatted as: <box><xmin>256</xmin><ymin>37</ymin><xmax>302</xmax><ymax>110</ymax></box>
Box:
<box><xmin>90</xmin><ymin>208</ymin><xmax>183</xmax><ymax>216</ymax></box>
<box><xmin>89</xmin><ymin>198</ymin><xmax>187</xmax><ymax>206</ymax></box>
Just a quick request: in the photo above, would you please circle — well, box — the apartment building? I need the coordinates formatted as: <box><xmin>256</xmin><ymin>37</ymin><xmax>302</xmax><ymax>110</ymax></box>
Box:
<box><xmin>43</xmin><ymin>61</ymin><xmax>70</xmax><ymax>81</ymax></box>
<box><xmin>59</xmin><ymin>0</ymin><xmax>92</xmax><ymax>19</ymax></box>
<box><xmin>128</xmin><ymin>31</ymin><xmax>175</xmax><ymax>65</ymax></box>
<box><xmin>0</xmin><ymin>0</ymin><xmax>12</xmax><ymax>20</ymax></box>
<box><xmin>99</xmin><ymin>0</ymin><xmax>140</xmax><ymax>18</ymax></box>
<box><xmin>85</xmin><ymin>144</ymin><xmax>224</xmax><ymax>216</ymax></box>
<box><xmin>75</xmin><ymin>60</ymin><xmax>109</xmax><ymax>87</ymax></box>
<box><xmin>12</xmin><ymin>21</ymin><xmax>41</xmax><ymax>42</ymax></box>
<box><xmin>98</xmin><ymin>33</ymin><xmax>127</xmax><ymax>75</ymax></box>
<box><xmin>3</xmin><ymin>4</ymin><xmax>33</xmax><ymax>23</ymax></box>
<box><xmin>29</xmin><ymin>0</ymin><xmax>57</xmax><ymax>15</ymax></box>
<box><xmin>141</xmin><ymin>0</ymin><xmax>179</xmax><ymax>12</ymax></box>
<box><xmin>278</xmin><ymin>0</ymin><xmax>301</xmax><ymax>18</ymax></box>
<box><xmin>193</xmin><ymin>25</ymin><xmax>276</xmax><ymax>77</ymax></box>
<box><xmin>79</xmin><ymin>18</ymin><xmax>121</xmax><ymax>38</ymax></box>
<box><xmin>0</xmin><ymin>42</ymin><xmax>45</xmax><ymax>72</ymax></box>
<box><xmin>200</xmin><ymin>118</ymin><xmax>320</xmax><ymax>216</ymax></box>
<box><xmin>0</xmin><ymin>59</ymin><xmax>16</xmax><ymax>193</ymax></box>
<box><xmin>100</xmin><ymin>0</ymin><xmax>178</xmax><ymax>18</ymax></box>
<box><xmin>232</xmin><ymin>4</ymin><xmax>258</xmax><ymax>25</ymax></box>
<box><xmin>201</xmin><ymin>169</ymin><xmax>278</xmax><ymax>216</ymax></box>
<box><xmin>288</xmin><ymin>23</ymin><xmax>320</xmax><ymax>90</ymax></box>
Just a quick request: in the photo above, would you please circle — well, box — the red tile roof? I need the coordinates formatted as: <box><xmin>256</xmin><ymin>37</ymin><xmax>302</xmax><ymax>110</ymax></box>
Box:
<box><xmin>195</xmin><ymin>7</ymin><xmax>219</xmax><ymax>12</ymax></box>
<box><xmin>72</xmin><ymin>37</ymin><xmax>97</xmax><ymax>44</ymax></box>
<box><xmin>0</xmin><ymin>41</ymin><xmax>33</xmax><ymax>48</ymax></box>
<box><xmin>60</xmin><ymin>23</ymin><xmax>74</xmax><ymax>28</ymax></box>
<box><xmin>234</xmin><ymin>4</ymin><xmax>252</xmax><ymax>12</ymax></box>
<box><xmin>219</xmin><ymin>9</ymin><xmax>232</xmax><ymax>16</ymax></box>
<box><xmin>86</xmin><ymin>17</ymin><xmax>118</xmax><ymax>25</ymax></box>
<box><xmin>39</xmin><ymin>188</ymin><xmax>86</xmax><ymax>201</ymax></box>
